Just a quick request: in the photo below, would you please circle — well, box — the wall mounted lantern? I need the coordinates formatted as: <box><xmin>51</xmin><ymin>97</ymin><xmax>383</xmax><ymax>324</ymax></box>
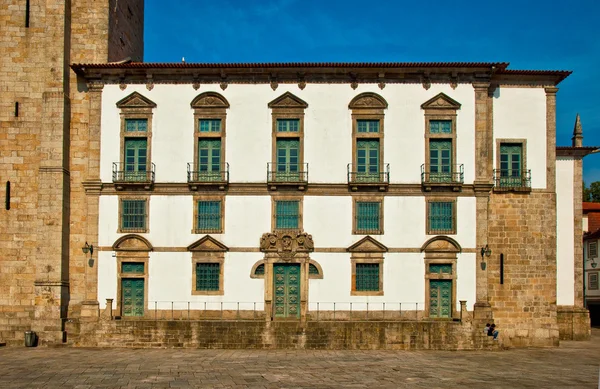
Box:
<box><xmin>480</xmin><ymin>244</ymin><xmax>492</xmax><ymax>270</ymax></box>
<box><xmin>82</xmin><ymin>242</ymin><xmax>94</xmax><ymax>267</ymax></box>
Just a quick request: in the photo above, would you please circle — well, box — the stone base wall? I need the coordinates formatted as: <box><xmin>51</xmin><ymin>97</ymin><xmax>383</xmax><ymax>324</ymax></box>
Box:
<box><xmin>63</xmin><ymin>318</ymin><xmax>502</xmax><ymax>350</ymax></box>
<box><xmin>557</xmin><ymin>305</ymin><xmax>591</xmax><ymax>340</ymax></box>
<box><xmin>0</xmin><ymin>305</ymin><xmax>34</xmax><ymax>346</ymax></box>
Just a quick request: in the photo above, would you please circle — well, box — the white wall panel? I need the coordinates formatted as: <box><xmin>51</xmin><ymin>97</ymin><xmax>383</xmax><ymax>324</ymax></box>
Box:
<box><xmin>556</xmin><ymin>157</ymin><xmax>575</xmax><ymax>305</ymax></box>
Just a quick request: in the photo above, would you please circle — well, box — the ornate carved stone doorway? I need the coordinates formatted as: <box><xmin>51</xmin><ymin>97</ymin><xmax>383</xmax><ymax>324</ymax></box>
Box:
<box><xmin>260</xmin><ymin>231</ymin><xmax>314</xmax><ymax>321</ymax></box>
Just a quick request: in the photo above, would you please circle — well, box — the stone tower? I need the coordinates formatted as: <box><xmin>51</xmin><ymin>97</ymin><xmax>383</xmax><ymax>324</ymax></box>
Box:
<box><xmin>0</xmin><ymin>0</ymin><xmax>144</xmax><ymax>345</ymax></box>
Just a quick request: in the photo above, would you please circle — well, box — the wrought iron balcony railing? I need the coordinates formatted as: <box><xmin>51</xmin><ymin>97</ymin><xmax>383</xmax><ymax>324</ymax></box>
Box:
<box><xmin>421</xmin><ymin>164</ymin><xmax>464</xmax><ymax>185</ymax></box>
<box><xmin>493</xmin><ymin>169</ymin><xmax>531</xmax><ymax>190</ymax></box>
<box><xmin>347</xmin><ymin>163</ymin><xmax>390</xmax><ymax>185</ymax></box>
<box><xmin>267</xmin><ymin>163</ymin><xmax>308</xmax><ymax>184</ymax></box>
<box><xmin>187</xmin><ymin>162</ymin><xmax>229</xmax><ymax>183</ymax></box>
<box><xmin>112</xmin><ymin>162</ymin><xmax>155</xmax><ymax>183</ymax></box>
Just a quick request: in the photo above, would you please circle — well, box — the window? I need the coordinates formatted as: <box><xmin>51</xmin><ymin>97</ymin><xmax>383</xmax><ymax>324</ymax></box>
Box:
<box><xmin>421</xmin><ymin>93</ymin><xmax>461</xmax><ymax>187</ymax></box>
<box><xmin>190</xmin><ymin>92</ymin><xmax>229</xmax><ymax>185</ymax></box>
<box><xmin>115</xmin><ymin>92</ymin><xmax>156</xmax><ymax>186</ymax></box>
<box><xmin>122</xmin><ymin>262</ymin><xmax>144</xmax><ymax>273</ymax></box>
<box><xmin>589</xmin><ymin>242</ymin><xmax>597</xmax><ymax>258</ymax></box>
<box><xmin>355</xmin><ymin>263</ymin><xmax>380</xmax><ymax>292</ymax></box>
<box><xmin>589</xmin><ymin>272</ymin><xmax>599</xmax><ymax>290</ymax></box>
<box><xmin>255</xmin><ymin>264</ymin><xmax>265</xmax><ymax>276</ymax></box>
<box><xmin>427</xmin><ymin>201</ymin><xmax>455</xmax><ymax>235</ymax></box>
<box><xmin>120</xmin><ymin>199</ymin><xmax>147</xmax><ymax>232</ymax></box>
<box><xmin>308</xmin><ymin>261</ymin><xmax>324</xmax><ymax>279</ymax></box>
<box><xmin>268</xmin><ymin>93</ymin><xmax>308</xmax><ymax>186</ymax></box>
<box><xmin>354</xmin><ymin>200</ymin><xmax>382</xmax><ymax>234</ymax></box>
<box><xmin>494</xmin><ymin>139</ymin><xmax>529</xmax><ymax>190</ymax></box>
<box><xmin>195</xmin><ymin>200</ymin><xmax>222</xmax><ymax>233</ymax></box>
<box><xmin>349</xmin><ymin>93</ymin><xmax>388</xmax><ymax>185</ymax></box>
<box><xmin>195</xmin><ymin>263</ymin><xmax>220</xmax><ymax>291</ymax></box>
<box><xmin>274</xmin><ymin>200</ymin><xmax>300</xmax><ymax>230</ymax></box>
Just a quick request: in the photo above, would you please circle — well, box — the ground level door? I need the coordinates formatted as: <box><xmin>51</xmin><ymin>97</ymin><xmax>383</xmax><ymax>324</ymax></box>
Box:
<box><xmin>273</xmin><ymin>264</ymin><xmax>300</xmax><ymax>319</ymax></box>
<box><xmin>122</xmin><ymin>278</ymin><xmax>145</xmax><ymax>317</ymax></box>
<box><xmin>429</xmin><ymin>280</ymin><xmax>452</xmax><ymax>318</ymax></box>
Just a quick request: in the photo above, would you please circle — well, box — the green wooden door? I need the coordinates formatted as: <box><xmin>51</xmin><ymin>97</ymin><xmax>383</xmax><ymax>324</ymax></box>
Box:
<box><xmin>356</xmin><ymin>140</ymin><xmax>380</xmax><ymax>182</ymax></box>
<box><xmin>122</xmin><ymin>278</ymin><xmax>145</xmax><ymax>317</ymax></box>
<box><xmin>198</xmin><ymin>139</ymin><xmax>222</xmax><ymax>181</ymax></box>
<box><xmin>499</xmin><ymin>143</ymin><xmax>522</xmax><ymax>187</ymax></box>
<box><xmin>429</xmin><ymin>280</ymin><xmax>452</xmax><ymax>318</ymax></box>
<box><xmin>429</xmin><ymin>140</ymin><xmax>452</xmax><ymax>182</ymax></box>
<box><xmin>124</xmin><ymin>138</ymin><xmax>148</xmax><ymax>181</ymax></box>
<box><xmin>276</xmin><ymin>139</ymin><xmax>300</xmax><ymax>181</ymax></box>
<box><xmin>273</xmin><ymin>264</ymin><xmax>300</xmax><ymax>318</ymax></box>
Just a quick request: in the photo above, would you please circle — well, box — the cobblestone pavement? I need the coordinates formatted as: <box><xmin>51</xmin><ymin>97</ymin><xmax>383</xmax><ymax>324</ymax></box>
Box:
<box><xmin>1</xmin><ymin>330</ymin><xmax>599</xmax><ymax>389</ymax></box>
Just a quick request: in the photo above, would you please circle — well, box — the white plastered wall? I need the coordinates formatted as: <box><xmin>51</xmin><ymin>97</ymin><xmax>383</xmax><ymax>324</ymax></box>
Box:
<box><xmin>556</xmin><ymin>157</ymin><xmax>575</xmax><ymax>305</ymax></box>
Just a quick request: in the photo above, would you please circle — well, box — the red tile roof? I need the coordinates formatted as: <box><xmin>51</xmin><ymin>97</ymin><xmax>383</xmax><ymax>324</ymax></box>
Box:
<box><xmin>584</xmin><ymin>202</ymin><xmax>600</xmax><ymax>212</ymax></box>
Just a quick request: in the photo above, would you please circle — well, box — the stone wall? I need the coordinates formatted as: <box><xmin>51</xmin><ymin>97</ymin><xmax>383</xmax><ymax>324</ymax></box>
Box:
<box><xmin>108</xmin><ymin>0</ymin><xmax>144</xmax><ymax>62</ymax></box>
<box><xmin>66</xmin><ymin>319</ymin><xmax>499</xmax><ymax>350</ymax></box>
<box><xmin>487</xmin><ymin>192</ymin><xmax>559</xmax><ymax>347</ymax></box>
<box><xmin>557</xmin><ymin>305</ymin><xmax>591</xmax><ymax>340</ymax></box>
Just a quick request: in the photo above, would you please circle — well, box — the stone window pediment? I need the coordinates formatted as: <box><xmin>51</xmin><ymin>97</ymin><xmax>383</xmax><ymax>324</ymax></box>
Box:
<box><xmin>191</xmin><ymin>92</ymin><xmax>230</xmax><ymax>109</ymax></box>
<box><xmin>187</xmin><ymin>235</ymin><xmax>229</xmax><ymax>252</ymax></box>
<box><xmin>268</xmin><ymin>92</ymin><xmax>308</xmax><ymax>109</ymax></box>
<box><xmin>420</xmin><ymin>236</ymin><xmax>462</xmax><ymax>253</ymax></box>
<box><xmin>420</xmin><ymin>93</ymin><xmax>461</xmax><ymax>110</ymax></box>
<box><xmin>347</xmin><ymin>236</ymin><xmax>388</xmax><ymax>253</ymax></box>
<box><xmin>348</xmin><ymin>92</ymin><xmax>388</xmax><ymax>109</ymax></box>
<box><xmin>112</xmin><ymin>234</ymin><xmax>153</xmax><ymax>252</ymax></box>
<box><xmin>116</xmin><ymin>92</ymin><xmax>157</xmax><ymax>109</ymax></box>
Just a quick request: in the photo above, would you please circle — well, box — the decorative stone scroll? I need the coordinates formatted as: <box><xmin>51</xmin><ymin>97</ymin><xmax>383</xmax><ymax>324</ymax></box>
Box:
<box><xmin>259</xmin><ymin>231</ymin><xmax>314</xmax><ymax>261</ymax></box>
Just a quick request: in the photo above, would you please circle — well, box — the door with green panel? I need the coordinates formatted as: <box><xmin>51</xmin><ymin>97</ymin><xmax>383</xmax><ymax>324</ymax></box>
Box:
<box><xmin>356</xmin><ymin>140</ymin><xmax>380</xmax><ymax>182</ymax></box>
<box><xmin>499</xmin><ymin>143</ymin><xmax>522</xmax><ymax>187</ymax></box>
<box><xmin>198</xmin><ymin>139</ymin><xmax>222</xmax><ymax>181</ymax></box>
<box><xmin>121</xmin><ymin>278</ymin><xmax>145</xmax><ymax>317</ymax></box>
<box><xmin>429</xmin><ymin>140</ymin><xmax>452</xmax><ymax>183</ymax></box>
<box><xmin>124</xmin><ymin>138</ymin><xmax>148</xmax><ymax>181</ymax></box>
<box><xmin>429</xmin><ymin>280</ymin><xmax>452</xmax><ymax>318</ymax></box>
<box><xmin>276</xmin><ymin>139</ymin><xmax>300</xmax><ymax>181</ymax></box>
<box><xmin>273</xmin><ymin>264</ymin><xmax>300</xmax><ymax>318</ymax></box>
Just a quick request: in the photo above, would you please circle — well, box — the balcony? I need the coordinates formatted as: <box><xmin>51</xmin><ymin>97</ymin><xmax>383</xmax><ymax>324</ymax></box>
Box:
<box><xmin>112</xmin><ymin>162</ymin><xmax>155</xmax><ymax>190</ymax></box>
<box><xmin>187</xmin><ymin>162</ymin><xmax>229</xmax><ymax>191</ymax></box>
<box><xmin>347</xmin><ymin>163</ymin><xmax>389</xmax><ymax>191</ymax></box>
<box><xmin>493</xmin><ymin>169</ymin><xmax>531</xmax><ymax>192</ymax></box>
<box><xmin>267</xmin><ymin>163</ymin><xmax>308</xmax><ymax>191</ymax></box>
<box><xmin>421</xmin><ymin>164</ymin><xmax>464</xmax><ymax>192</ymax></box>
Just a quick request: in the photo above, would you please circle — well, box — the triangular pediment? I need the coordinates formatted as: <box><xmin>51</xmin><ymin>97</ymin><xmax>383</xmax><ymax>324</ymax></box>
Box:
<box><xmin>190</xmin><ymin>92</ymin><xmax>230</xmax><ymax>108</ymax></box>
<box><xmin>421</xmin><ymin>93</ymin><xmax>461</xmax><ymax>110</ymax></box>
<box><xmin>348</xmin><ymin>92</ymin><xmax>388</xmax><ymax>109</ymax></box>
<box><xmin>116</xmin><ymin>92</ymin><xmax>157</xmax><ymax>109</ymax></box>
<box><xmin>421</xmin><ymin>236</ymin><xmax>462</xmax><ymax>253</ymax></box>
<box><xmin>112</xmin><ymin>234</ymin><xmax>153</xmax><ymax>252</ymax></box>
<box><xmin>268</xmin><ymin>92</ymin><xmax>308</xmax><ymax>109</ymax></box>
<box><xmin>347</xmin><ymin>236</ymin><xmax>388</xmax><ymax>253</ymax></box>
<box><xmin>187</xmin><ymin>235</ymin><xmax>229</xmax><ymax>252</ymax></box>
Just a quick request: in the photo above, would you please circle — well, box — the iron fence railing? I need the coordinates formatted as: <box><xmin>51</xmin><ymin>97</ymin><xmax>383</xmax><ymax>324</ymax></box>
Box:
<box><xmin>112</xmin><ymin>162</ymin><xmax>155</xmax><ymax>183</ymax></box>
<box><xmin>267</xmin><ymin>162</ymin><xmax>308</xmax><ymax>184</ymax></box>
<box><xmin>347</xmin><ymin>163</ymin><xmax>390</xmax><ymax>184</ymax></box>
<box><xmin>421</xmin><ymin>164</ymin><xmax>464</xmax><ymax>184</ymax></box>
<box><xmin>493</xmin><ymin>169</ymin><xmax>531</xmax><ymax>189</ymax></box>
<box><xmin>187</xmin><ymin>162</ymin><xmax>229</xmax><ymax>183</ymax></box>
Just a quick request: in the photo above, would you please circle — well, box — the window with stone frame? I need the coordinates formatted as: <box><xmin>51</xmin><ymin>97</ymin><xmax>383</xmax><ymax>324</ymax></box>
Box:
<box><xmin>589</xmin><ymin>241</ymin><xmax>598</xmax><ymax>258</ymax></box>
<box><xmin>427</xmin><ymin>200</ymin><xmax>456</xmax><ymax>235</ymax></box>
<box><xmin>188</xmin><ymin>235</ymin><xmax>227</xmax><ymax>296</ymax></box>
<box><xmin>589</xmin><ymin>272</ymin><xmax>599</xmax><ymax>290</ymax></box>
<box><xmin>348</xmin><ymin>236</ymin><xmax>387</xmax><ymax>296</ymax></box>
<box><xmin>119</xmin><ymin>198</ymin><xmax>148</xmax><ymax>233</ymax></box>
<box><xmin>353</xmin><ymin>198</ymin><xmax>383</xmax><ymax>235</ymax></box>
<box><xmin>494</xmin><ymin>139</ymin><xmax>530</xmax><ymax>190</ymax></box>
<box><xmin>195</xmin><ymin>199</ymin><xmax>223</xmax><ymax>234</ymax></box>
<box><xmin>195</xmin><ymin>262</ymin><xmax>221</xmax><ymax>291</ymax></box>
<box><xmin>273</xmin><ymin>198</ymin><xmax>302</xmax><ymax>231</ymax></box>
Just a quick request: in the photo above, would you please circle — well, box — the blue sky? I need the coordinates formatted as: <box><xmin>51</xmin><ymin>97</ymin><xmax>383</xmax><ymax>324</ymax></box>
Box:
<box><xmin>145</xmin><ymin>0</ymin><xmax>600</xmax><ymax>184</ymax></box>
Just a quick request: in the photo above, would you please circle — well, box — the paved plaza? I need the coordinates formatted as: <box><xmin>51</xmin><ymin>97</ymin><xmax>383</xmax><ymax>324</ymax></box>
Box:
<box><xmin>1</xmin><ymin>330</ymin><xmax>599</xmax><ymax>389</ymax></box>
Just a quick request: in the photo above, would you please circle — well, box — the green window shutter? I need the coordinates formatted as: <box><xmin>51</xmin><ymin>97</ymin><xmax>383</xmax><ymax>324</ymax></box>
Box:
<box><xmin>254</xmin><ymin>264</ymin><xmax>265</xmax><ymax>276</ymax></box>
<box><xmin>355</xmin><ymin>263</ymin><xmax>380</xmax><ymax>291</ymax></box>
<box><xmin>196</xmin><ymin>263</ymin><xmax>220</xmax><ymax>291</ymax></box>
<box><xmin>499</xmin><ymin>143</ymin><xmax>522</xmax><ymax>186</ymax></box>
<box><xmin>196</xmin><ymin>201</ymin><xmax>221</xmax><ymax>232</ymax></box>
<box><xmin>356</xmin><ymin>201</ymin><xmax>381</xmax><ymax>233</ymax></box>
<box><xmin>199</xmin><ymin>119</ymin><xmax>221</xmax><ymax>132</ymax></box>
<box><xmin>124</xmin><ymin>138</ymin><xmax>148</xmax><ymax>180</ymax></box>
<box><xmin>429</xmin><ymin>120</ymin><xmax>451</xmax><ymax>134</ymax></box>
<box><xmin>356</xmin><ymin>140</ymin><xmax>380</xmax><ymax>181</ymax></box>
<box><xmin>122</xmin><ymin>200</ymin><xmax>146</xmax><ymax>230</ymax></box>
<box><xmin>125</xmin><ymin>118</ymin><xmax>148</xmax><ymax>132</ymax></box>
<box><xmin>429</xmin><ymin>139</ymin><xmax>452</xmax><ymax>182</ymax></box>
<box><xmin>275</xmin><ymin>200</ymin><xmax>299</xmax><ymax>229</ymax></box>
<box><xmin>429</xmin><ymin>264</ymin><xmax>452</xmax><ymax>274</ymax></box>
<box><xmin>276</xmin><ymin>139</ymin><xmax>300</xmax><ymax>181</ymax></box>
<box><xmin>122</xmin><ymin>262</ymin><xmax>145</xmax><ymax>273</ymax></box>
<box><xmin>277</xmin><ymin>119</ymin><xmax>299</xmax><ymax>132</ymax></box>
<box><xmin>429</xmin><ymin>202</ymin><xmax>454</xmax><ymax>234</ymax></box>
<box><xmin>357</xmin><ymin>120</ymin><xmax>380</xmax><ymax>133</ymax></box>
<box><xmin>198</xmin><ymin>139</ymin><xmax>221</xmax><ymax>180</ymax></box>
